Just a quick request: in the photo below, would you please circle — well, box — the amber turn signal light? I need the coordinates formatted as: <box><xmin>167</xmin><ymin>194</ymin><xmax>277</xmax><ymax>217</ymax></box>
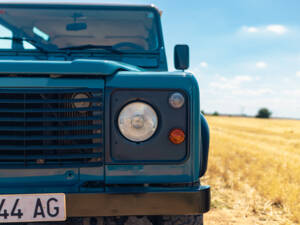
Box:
<box><xmin>169</xmin><ymin>128</ymin><xmax>185</xmax><ymax>144</ymax></box>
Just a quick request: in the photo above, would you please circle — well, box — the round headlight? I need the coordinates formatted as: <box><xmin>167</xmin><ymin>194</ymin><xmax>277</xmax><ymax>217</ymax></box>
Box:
<box><xmin>72</xmin><ymin>93</ymin><xmax>91</xmax><ymax>109</ymax></box>
<box><xmin>118</xmin><ymin>102</ymin><xmax>158</xmax><ymax>142</ymax></box>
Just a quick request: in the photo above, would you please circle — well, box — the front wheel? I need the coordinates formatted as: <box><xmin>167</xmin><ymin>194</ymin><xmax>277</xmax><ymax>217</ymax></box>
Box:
<box><xmin>104</xmin><ymin>215</ymin><xmax>203</xmax><ymax>225</ymax></box>
<box><xmin>157</xmin><ymin>215</ymin><xmax>203</xmax><ymax>225</ymax></box>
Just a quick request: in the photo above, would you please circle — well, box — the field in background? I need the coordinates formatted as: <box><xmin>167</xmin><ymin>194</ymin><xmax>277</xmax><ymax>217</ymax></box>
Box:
<box><xmin>203</xmin><ymin>116</ymin><xmax>300</xmax><ymax>224</ymax></box>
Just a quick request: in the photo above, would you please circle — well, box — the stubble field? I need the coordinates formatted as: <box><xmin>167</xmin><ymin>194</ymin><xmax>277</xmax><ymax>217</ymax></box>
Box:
<box><xmin>202</xmin><ymin>116</ymin><xmax>300</xmax><ymax>225</ymax></box>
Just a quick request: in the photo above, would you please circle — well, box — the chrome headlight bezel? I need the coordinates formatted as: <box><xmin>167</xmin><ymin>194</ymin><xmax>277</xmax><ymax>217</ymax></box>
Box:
<box><xmin>117</xmin><ymin>101</ymin><xmax>158</xmax><ymax>142</ymax></box>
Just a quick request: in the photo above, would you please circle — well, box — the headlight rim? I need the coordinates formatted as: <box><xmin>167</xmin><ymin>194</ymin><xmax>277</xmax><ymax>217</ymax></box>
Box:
<box><xmin>117</xmin><ymin>100</ymin><xmax>159</xmax><ymax>143</ymax></box>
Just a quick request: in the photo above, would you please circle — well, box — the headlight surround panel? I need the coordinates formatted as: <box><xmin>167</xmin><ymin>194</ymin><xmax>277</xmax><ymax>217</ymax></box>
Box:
<box><xmin>109</xmin><ymin>89</ymin><xmax>188</xmax><ymax>163</ymax></box>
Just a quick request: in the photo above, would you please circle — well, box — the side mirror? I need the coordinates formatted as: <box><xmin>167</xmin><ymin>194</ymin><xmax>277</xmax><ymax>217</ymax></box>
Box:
<box><xmin>174</xmin><ymin>44</ymin><xmax>189</xmax><ymax>70</ymax></box>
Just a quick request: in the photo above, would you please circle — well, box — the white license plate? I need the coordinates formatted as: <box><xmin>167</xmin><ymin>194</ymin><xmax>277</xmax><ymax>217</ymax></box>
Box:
<box><xmin>0</xmin><ymin>193</ymin><xmax>66</xmax><ymax>223</ymax></box>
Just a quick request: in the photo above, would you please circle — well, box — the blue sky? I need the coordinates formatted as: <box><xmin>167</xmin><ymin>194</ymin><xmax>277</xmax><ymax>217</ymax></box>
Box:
<box><xmin>143</xmin><ymin>0</ymin><xmax>300</xmax><ymax>118</ymax></box>
<box><xmin>1</xmin><ymin>0</ymin><xmax>300</xmax><ymax>118</ymax></box>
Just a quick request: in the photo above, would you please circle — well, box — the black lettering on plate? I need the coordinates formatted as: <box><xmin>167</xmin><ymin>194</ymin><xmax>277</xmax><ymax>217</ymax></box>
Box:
<box><xmin>0</xmin><ymin>199</ymin><xmax>5</xmax><ymax>210</ymax></box>
<box><xmin>11</xmin><ymin>199</ymin><xmax>23</xmax><ymax>219</ymax></box>
<box><xmin>47</xmin><ymin>198</ymin><xmax>59</xmax><ymax>217</ymax></box>
<box><xmin>33</xmin><ymin>198</ymin><xmax>45</xmax><ymax>218</ymax></box>
<box><xmin>0</xmin><ymin>199</ymin><xmax>8</xmax><ymax>219</ymax></box>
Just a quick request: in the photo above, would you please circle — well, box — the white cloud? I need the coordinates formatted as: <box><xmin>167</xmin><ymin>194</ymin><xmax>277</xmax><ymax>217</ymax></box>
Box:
<box><xmin>209</xmin><ymin>75</ymin><xmax>253</xmax><ymax>90</ymax></box>
<box><xmin>266</xmin><ymin>25</ymin><xmax>287</xmax><ymax>35</ymax></box>
<box><xmin>189</xmin><ymin>62</ymin><xmax>208</xmax><ymax>74</ymax></box>
<box><xmin>210</xmin><ymin>81</ymin><xmax>234</xmax><ymax>90</ymax></box>
<box><xmin>233</xmin><ymin>88</ymin><xmax>274</xmax><ymax>96</ymax></box>
<box><xmin>199</xmin><ymin>61</ymin><xmax>208</xmax><ymax>68</ymax></box>
<box><xmin>254</xmin><ymin>76</ymin><xmax>261</xmax><ymax>81</ymax></box>
<box><xmin>296</xmin><ymin>71</ymin><xmax>300</xmax><ymax>77</ymax></box>
<box><xmin>241</xmin><ymin>24</ymin><xmax>288</xmax><ymax>35</ymax></box>
<box><xmin>220</xmin><ymin>76</ymin><xmax>227</xmax><ymax>82</ymax></box>
<box><xmin>256</xmin><ymin>61</ymin><xmax>267</xmax><ymax>68</ymax></box>
<box><xmin>242</xmin><ymin>26</ymin><xmax>259</xmax><ymax>33</ymax></box>
<box><xmin>234</xmin><ymin>75</ymin><xmax>252</xmax><ymax>82</ymax></box>
<box><xmin>208</xmin><ymin>75</ymin><xmax>276</xmax><ymax>98</ymax></box>
<box><xmin>255</xmin><ymin>89</ymin><xmax>274</xmax><ymax>95</ymax></box>
<box><xmin>282</xmin><ymin>89</ymin><xmax>300</xmax><ymax>97</ymax></box>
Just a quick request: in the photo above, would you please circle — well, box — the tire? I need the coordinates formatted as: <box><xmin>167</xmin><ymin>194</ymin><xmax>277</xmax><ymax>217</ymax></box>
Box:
<box><xmin>6</xmin><ymin>215</ymin><xmax>203</xmax><ymax>225</ymax></box>
<box><xmin>104</xmin><ymin>216</ymin><xmax>152</xmax><ymax>225</ymax></box>
<box><xmin>159</xmin><ymin>215</ymin><xmax>203</xmax><ymax>225</ymax></box>
<box><xmin>104</xmin><ymin>215</ymin><xmax>203</xmax><ymax>225</ymax></box>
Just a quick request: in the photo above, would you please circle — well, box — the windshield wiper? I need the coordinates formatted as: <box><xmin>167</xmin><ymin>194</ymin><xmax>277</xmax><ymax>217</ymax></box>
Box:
<box><xmin>59</xmin><ymin>44</ymin><xmax>122</xmax><ymax>54</ymax></box>
<box><xmin>0</xmin><ymin>37</ymin><xmax>49</xmax><ymax>53</ymax></box>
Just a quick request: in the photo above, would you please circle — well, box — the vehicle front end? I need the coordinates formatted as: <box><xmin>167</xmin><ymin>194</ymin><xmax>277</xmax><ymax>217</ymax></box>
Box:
<box><xmin>0</xmin><ymin>3</ymin><xmax>210</xmax><ymax>225</ymax></box>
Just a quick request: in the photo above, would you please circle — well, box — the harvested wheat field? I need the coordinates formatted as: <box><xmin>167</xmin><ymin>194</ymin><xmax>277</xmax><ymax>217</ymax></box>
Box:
<box><xmin>202</xmin><ymin>116</ymin><xmax>300</xmax><ymax>225</ymax></box>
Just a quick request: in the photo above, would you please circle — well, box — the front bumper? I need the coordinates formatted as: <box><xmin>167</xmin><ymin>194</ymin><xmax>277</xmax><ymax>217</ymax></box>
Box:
<box><xmin>67</xmin><ymin>185</ymin><xmax>210</xmax><ymax>217</ymax></box>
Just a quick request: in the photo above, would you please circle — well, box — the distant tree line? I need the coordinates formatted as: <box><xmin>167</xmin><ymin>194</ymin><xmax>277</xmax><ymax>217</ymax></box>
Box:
<box><xmin>201</xmin><ymin>107</ymin><xmax>272</xmax><ymax>119</ymax></box>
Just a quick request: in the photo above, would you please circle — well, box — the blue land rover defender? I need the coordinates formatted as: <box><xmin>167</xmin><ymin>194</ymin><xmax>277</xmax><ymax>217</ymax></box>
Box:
<box><xmin>0</xmin><ymin>3</ymin><xmax>210</xmax><ymax>225</ymax></box>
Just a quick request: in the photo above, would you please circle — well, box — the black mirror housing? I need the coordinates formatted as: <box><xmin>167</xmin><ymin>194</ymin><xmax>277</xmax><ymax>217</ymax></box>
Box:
<box><xmin>174</xmin><ymin>44</ymin><xmax>189</xmax><ymax>70</ymax></box>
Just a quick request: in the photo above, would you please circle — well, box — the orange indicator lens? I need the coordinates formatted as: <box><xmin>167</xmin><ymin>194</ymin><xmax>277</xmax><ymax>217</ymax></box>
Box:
<box><xmin>169</xmin><ymin>128</ymin><xmax>185</xmax><ymax>144</ymax></box>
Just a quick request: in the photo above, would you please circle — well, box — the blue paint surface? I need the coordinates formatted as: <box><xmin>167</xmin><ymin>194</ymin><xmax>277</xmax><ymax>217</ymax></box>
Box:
<box><xmin>0</xmin><ymin>59</ymin><xmax>141</xmax><ymax>75</ymax></box>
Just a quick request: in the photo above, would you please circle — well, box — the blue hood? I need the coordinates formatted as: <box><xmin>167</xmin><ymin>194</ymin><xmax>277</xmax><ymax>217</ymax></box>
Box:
<box><xmin>0</xmin><ymin>59</ymin><xmax>142</xmax><ymax>75</ymax></box>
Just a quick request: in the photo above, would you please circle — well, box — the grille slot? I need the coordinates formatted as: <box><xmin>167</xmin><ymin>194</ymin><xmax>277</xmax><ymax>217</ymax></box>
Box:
<box><xmin>0</xmin><ymin>88</ymin><xmax>103</xmax><ymax>168</ymax></box>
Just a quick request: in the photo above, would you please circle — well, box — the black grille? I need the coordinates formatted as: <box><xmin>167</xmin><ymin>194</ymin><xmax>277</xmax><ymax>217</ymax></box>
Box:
<box><xmin>0</xmin><ymin>88</ymin><xmax>103</xmax><ymax>168</ymax></box>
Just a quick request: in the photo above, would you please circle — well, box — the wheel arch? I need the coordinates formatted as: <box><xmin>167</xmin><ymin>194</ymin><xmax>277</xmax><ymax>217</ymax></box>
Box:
<box><xmin>199</xmin><ymin>113</ymin><xmax>210</xmax><ymax>177</ymax></box>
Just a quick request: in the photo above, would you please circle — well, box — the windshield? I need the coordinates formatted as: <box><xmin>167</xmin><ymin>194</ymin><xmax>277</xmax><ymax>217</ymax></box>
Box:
<box><xmin>0</xmin><ymin>5</ymin><xmax>160</xmax><ymax>52</ymax></box>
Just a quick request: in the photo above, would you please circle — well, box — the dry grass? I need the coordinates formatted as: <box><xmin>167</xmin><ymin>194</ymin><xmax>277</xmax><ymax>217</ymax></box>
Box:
<box><xmin>203</xmin><ymin>116</ymin><xmax>300</xmax><ymax>224</ymax></box>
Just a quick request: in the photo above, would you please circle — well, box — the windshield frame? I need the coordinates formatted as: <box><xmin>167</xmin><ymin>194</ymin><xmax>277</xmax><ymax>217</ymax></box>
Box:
<box><xmin>0</xmin><ymin>3</ymin><xmax>165</xmax><ymax>54</ymax></box>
